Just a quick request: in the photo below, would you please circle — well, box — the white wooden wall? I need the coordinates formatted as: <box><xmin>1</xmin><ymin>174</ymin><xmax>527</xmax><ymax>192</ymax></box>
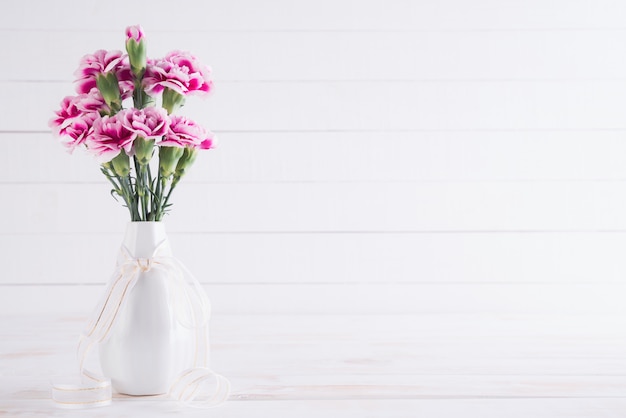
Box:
<box><xmin>1</xmin><ymin>0</ymin><xmax>626</xmax><ymax>317</ymax></box>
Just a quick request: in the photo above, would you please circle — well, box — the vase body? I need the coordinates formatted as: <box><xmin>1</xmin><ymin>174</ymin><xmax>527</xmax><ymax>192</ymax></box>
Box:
<box><xmin>99</xmin><ymin>222</ymin><xmax>194</xmax><ymax>395</ymax></box>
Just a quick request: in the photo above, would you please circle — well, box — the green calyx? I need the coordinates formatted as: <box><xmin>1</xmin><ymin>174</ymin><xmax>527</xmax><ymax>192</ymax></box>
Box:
<box><xmin>134</xmin><ymin>137</ymin><xmax>155</xmax><ymax>166</ymax></box>
<box><xmin>162</xmin><ymin>88</ymin><xmax>186</xmax><ymax>114</ymax></box>
<box><xmin>96</xmin><ymin>72</ymin><xmax>122</xmax><ymax>112</ymax></box>
<box><xmin>126</xmin><ymin>38</ymin><xmax>147</xmax><ymax>78</ymax></box>
<box><xmin>111</xmin><ymin>151</ymin><xmax>130</xmax><ymax>176</ymax></box>
<box><xmin>159</xmin><ymin>146</ymin><xmax>185</xmax><ymax>177</ymax></box>
<box><xmin>173</xmin><ymin>147</ymin><xmax>198</xmax><ymax>182</ymax></box>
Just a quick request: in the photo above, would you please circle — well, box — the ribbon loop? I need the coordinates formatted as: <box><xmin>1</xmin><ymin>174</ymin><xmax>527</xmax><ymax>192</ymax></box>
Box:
<box><xmin>136</xmin><ymin>258</ymin><xmax>152</xmax><ymax>272</ymax></box>
<box><xmin>51</xmin><ymin>380</ymin><xmax>112</xmax><ymax>409</ymax></box>
<box><xmin>170</xmin><ymin>367</ymin><xmax>231</xmax><ymax>408</ymax></box>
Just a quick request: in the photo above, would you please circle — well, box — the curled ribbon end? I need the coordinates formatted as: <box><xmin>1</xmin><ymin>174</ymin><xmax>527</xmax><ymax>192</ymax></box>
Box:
<box><xmin>169</xmin><ymin>368</ymin><xmax>231</xmax><ymax>408</ymax></box>
<box><xmin>51</xmin><ymin>380</ymin><xmax>112</xmax><ymax>409</ymax></box>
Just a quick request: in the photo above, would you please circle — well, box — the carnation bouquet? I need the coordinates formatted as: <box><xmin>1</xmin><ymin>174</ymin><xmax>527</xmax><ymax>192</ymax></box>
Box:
<box><xmin>48</xmin><ymin>27</ymin><xmax>230</xmax><ymax>408</ymax></box>
<box><xmin>50</xmin><ymin>25</ymin><xmax>214</xmax><ymax>221</ymax></box>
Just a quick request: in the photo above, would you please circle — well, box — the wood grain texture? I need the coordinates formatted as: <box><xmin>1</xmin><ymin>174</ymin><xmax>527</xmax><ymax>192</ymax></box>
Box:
<box><xmin>2</xmin><ymin>231</ymin><xmax>625</xmax><ymax>285</ymax></box>
<box><xmin>5</xmin><ymin>80</ymin><xmax>626</xmax><ymax>132</ymax></box>
<box><xmin>4</xmin><ymin>131</ymin><xmax>626</xmax><ymax>183</ymax></box>
<box><xmin>1</xmin><ymin>284</ymin><xmax>626</xmax><ymax>315</ymax></box>
<box><xmin>3</xmin><ymin>30</ymin><xmax>626</xmax><ymax>82</ymax></box>
<box><xmin>5</xmin><ymin>396</ymin><xmax>626</xmax><ymax>418</ymax></box>
<box><xmin>2</xmin><ymin>0</ymin><xmax>626</xmax><ymax>31</ymax></box>
<box><xmin>2</xmin><ymin>181</ymin><xmax>625</xmax><ymax>233</ymax></box>
<box><xmin>3</xmin><ymin>313</ymin><xmax>626</xmax><ymax>416</ymax></box>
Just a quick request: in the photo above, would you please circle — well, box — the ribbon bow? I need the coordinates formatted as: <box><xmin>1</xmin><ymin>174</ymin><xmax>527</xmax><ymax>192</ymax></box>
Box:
<box><xmin>51</xmin><ymin>241</ymin><xmax>230</xmax><ymax>408</ymax></box>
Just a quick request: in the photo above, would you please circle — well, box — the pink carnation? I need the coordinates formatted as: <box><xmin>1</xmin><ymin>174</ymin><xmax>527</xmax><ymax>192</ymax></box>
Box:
<box><xmin>49</xmin><ymin>91</ymin><xmax>109</xmax><ymax>151</ymax></box>
<box><xmin>120</xmin><ymin>107</ymin><xmax>170</xmax><ymax>140</ymax></box>
<box><xmin>116</xmin><ymin>57</ymin><xmax>135</xmax><ymax>99</ymax></box>
<box><xmin>144</xmin><ymin>51</ymin><xmax>212</xmax><ymax>97</ymax></box>
<box><xmin>160</xmin><ymin>115</ymin><xmax>214</xmax><ymax>149</ymax></box>
<box><xmin>74</xmin><ymin>49</ymin><xmax>133</xmax><ymax>98</ymax></box>
<box><xmin>49</xmin><ymin>95</ymin><xmax>98</xmax><ymax>150</ymax></box>
<box><xmin>87</xmin><ymin>111</ymin><xmax>137</xmax><ymax>162</ymax></box>
<box><xmin>74</xmin><ymin>88</ymin><xmax>109</xmax><ymax>113</ymax></box>
<box><xmin>126</xmin><ymin>25</ymin><xmax>144</xmax><ymax>42</ymax></box>
<box><xmin>49</xmin><ymin>96</ymin><xmax>83</xmax><ymax>136</ymax></box>
<box><xmin>58</xmin><ymin>112</ymin><xmax>99</xmax><ymax>153</ymax></box>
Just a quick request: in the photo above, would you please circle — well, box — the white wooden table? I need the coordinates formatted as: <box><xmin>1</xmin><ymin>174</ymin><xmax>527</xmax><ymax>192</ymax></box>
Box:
<box><xmin>2</xmin><ymin>312</ymin><xmax>626</xmax><ymax>417</ymax></box>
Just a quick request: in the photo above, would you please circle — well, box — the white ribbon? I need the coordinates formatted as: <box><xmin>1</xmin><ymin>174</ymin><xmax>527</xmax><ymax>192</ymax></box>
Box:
<box><xmin>51</xmin><ymin>242</ymin><xmax>230</xmax><ymax>408</ymax></box>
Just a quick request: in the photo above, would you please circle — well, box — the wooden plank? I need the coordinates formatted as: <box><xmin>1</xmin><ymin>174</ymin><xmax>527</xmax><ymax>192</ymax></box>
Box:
<box><xmin>3</xmin><ymin>396</ymin><xmax>626</xmax><ymax>418</ymax></box>
<box><xmin>2</xmin><ymin>231</ymin><xmax>626</xmax><ymax>285</ymax></box>
<box><xmin>2</xmin><ymin>0</ymin><xmax>625</xmax><ymax>31</ymax></box>
<box><xmin>1</xmin><ymin>181</ymin><xmax>625</xmax><ymax>233</ymax></box>
<box><xmin>7</xmin><ymin>313</ymin><xmax>626</xmax><ymax>344</ymax></box>
<box><xmin>4</xmin><ymin>131</ymin><xmax>626</xmax><ymax>183</ymax></box>
<box><xmin>228</xmin><ymin>375</ymin><xmax>626</xmax><ymax>399</ymax></box>
<box><xmin>8</xmin><ymin>313</ymin><xmax>626</xmax><ymax>377</ymax></box>
<box><xmin>7</xmin><ymin>80</ymin><xmax>626</xmax><ymax>132</ymax></box>
<box><xmin>5</xmin><ymin>313</ymin><xmax>626</xmax><ymax>415</ymax></box>
<box><xmin>2</xmin><ymin>284</ymin><xmax>626</xmax><ymax>315</ymax></box>
<box><xmin>12</xmin><ymin>313</ymin><xmax>626</xmax><ymax>377</ymax></box>
<box><xmin>4</xmin><ymin>30</ymin><xmax>626</xmax><ymax>82</ymax></box>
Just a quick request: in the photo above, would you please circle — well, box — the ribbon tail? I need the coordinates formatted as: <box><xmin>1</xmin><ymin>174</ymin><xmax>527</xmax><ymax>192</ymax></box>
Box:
<box><xmin>169</xmin><ymin>368</ymin><xmax>231</xmax><ymax>408</ymax></box>
<box><xmin>158</xmin><ymin>257</ymin><xmax>230</xmax><ymax>406</ymax></box>
<box><xmin>51</xmin><ymin>380</ymin><xmax>112</xmax><ymax>409</ymax></box>
<box><xmin>51</xmin><ymin>333</ymin><xmax>112</xmax><ymax>408</ymax></box>
<box><xmin>52</xmin><ymin>257</ymin><xmax>141</xmax><ymax>409</ymax></box>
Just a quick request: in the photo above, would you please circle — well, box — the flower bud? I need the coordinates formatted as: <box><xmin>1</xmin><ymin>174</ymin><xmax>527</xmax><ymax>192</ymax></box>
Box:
<box><xmin>159</xmin><ymin>146</ymin><xmax>184</xmax><ymax>177</ymax></box>
<box><xmin>125</xmin><ymin>25</ymin><xmax>147</xmax><ymax>78</ymax></box>
<box><xmin>111</xmin><ymin>151</ymin><xmax>130</xmax><ymax>176</ymax></box>
<box><xmin>101</xmin><ymin>161</ymin><xmax>114</xmax><ymax>172</ymax></box>
<box><xmin>173</xmin><ymin>147</ymin><xmax>198</xmax><ymax>182</ymax></box>
<box><xmin>125</xmin><ymin>25</ymin><xmax>144</xmax><ymax>42</ymax></box>
<box><xmin>96</xmin><ymin>72</ymin><xmax>122</xmax><ymax>112</ymax></box>
<box><xmin>134</xmin><ymin>137</ymin><xmax>155</xmax><ymax>166</ymax></box>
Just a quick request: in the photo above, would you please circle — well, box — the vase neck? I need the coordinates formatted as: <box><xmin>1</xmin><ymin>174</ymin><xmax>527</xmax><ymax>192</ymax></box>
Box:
<box><xmin>122</xmin><ymin>222</ymin><xmax>172</xmax><ymax>258</ymax></box>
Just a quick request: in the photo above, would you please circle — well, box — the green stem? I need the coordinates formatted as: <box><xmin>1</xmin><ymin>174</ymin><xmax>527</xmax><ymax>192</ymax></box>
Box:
<box><xmin>161</xmin><ymin>178</ymin><xmax>179</xmax><ymax>216</ymax></box>
<box><xmin>133</xmin><ymin>80</ymin><xmax>144</xmax><ymax>109</ymax></box>
<box><xmin>133</xmin><ymin>176</ymin><xmax>140</xmax><ymax>221</ymax></box>
<box><xmin>155</xmin><ymin>170</ymin><xmax>163</xmax><ymax>220</ymax></box>
<box><xmin>122</xmin><ymin>175</ymin><xmax>140</xmax><ymax>221</ymax></box>
<box><xmin>140</xmin><ymin>160</ymin><xmax>151</xmax><ymax>221</ymax></box>
<box><xmin>103</xmin><ymin>169</ymin><xmax>121</xmax><ymax>192</ymax></box>
<box><xmin>147</xmin><ymin>166</ymin><xmax>154</xmax><ymax>220</ymax></box>
<box><xmin>143</xmin><ymin>166</ymin><xmax>150</xmax><ymax>220</ymax></box>
<box><xmin>102</xmin><ymin>166</ymin><xmax>134</xmax><ymax>220</ymax></box>
<box><xmin>156</xmin><ymin>175</ymin><xmax>174</xmax><ymax>221</ymax></box>
<box><xmin>133</xmin><ymin>157</ymin><xmax>143</xmax><ymax>220</ymax></box>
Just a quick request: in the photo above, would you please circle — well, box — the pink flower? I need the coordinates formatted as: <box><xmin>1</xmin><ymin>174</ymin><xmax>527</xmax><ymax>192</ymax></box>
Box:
<box><xmin>115</xmin><ymin>57</ymin><xmax>135</xmax><ymax>99</ymax></box>
<box><xmin>58</xmin><ymin>112</ymin><xmax>98</xmax><ymax>152</ymax></box>
<box><xmin>49</xmin><ymin>96</ymin><xmax>83</xmax><ymax>136</ymax></box>
<box><xmin>120</xmin><ymin>107</ymin><xmax>170</xmax><ymax>140</ymax></box>
<box><xmin>160</xmin><ymin>115</ymin><xmax>214</xmax><ymax>149</ymax></box>
<box><xmin>87</xmin><ymin>111</ymin><xmax>138</xmax><ymax>162</ymax></box>
<box><xmin>144</xmin><ymin>51</ymin><xmax>212</xmax><ymax>97</ymax></box>
<box><xmin>126</xmin><ymin>25</ymin><xmax>144</xmax><ymax>42</ymax></box>
<box><xmin>49</xmin><ymin>90</ymin><xmax>107</xmax><ymax>153</ymax></box>
<box><xmin>74</xmin><ymin>88</ymin><xmax>109</xmax><ymax>114</ymax></box>
<box><xmin>74</xmin><ymin>49</ymin><xmax>127</xmax><ymax>95</ymax></box>
<box><xmin>50</xmin><ymin>91</ymin><xmax>109</xmax><ymax>147</ymax></box>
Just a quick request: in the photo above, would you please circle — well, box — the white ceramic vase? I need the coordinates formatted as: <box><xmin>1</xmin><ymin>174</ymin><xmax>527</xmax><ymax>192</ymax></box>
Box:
<box><xmin>99</xmin><ymin>222</ymin><xmax>195</xmax><ymax>395</ymax></box>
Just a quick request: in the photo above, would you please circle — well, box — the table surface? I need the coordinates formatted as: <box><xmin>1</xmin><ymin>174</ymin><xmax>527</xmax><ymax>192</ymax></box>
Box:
<box><xmin>2</xmin><ymin>312</ymin><xmax>626</xmax><ymax>417</ymax></box>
